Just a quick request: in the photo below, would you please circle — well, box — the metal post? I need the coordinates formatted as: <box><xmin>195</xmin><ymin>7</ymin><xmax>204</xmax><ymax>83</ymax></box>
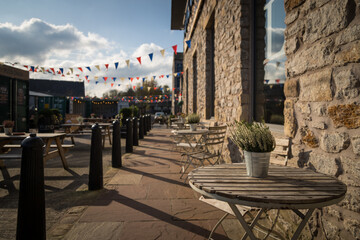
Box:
<box><xmin>148</xmin><ymin>114</ymin><xmax>152</xmax><ymax>131</ymax></box>
<box><xmin>89</xmin><ymin>123</ymin><xmax>103</xmax><ymax>190</ymax></box>
<box><xmin>126</xmin><ymin>118</ymin><xmax>133</xmax><ymax>153</ymax></box>
<box><xmin>133</xmin><ymin>117</ymin><xmax>139</xmax><ymax>146</ymax></box>
<box><xmin>17</xmin><ymin>133</ymin><xmax>46</xmax><ymax>240</ymax></box>
<box><xmin>143</xmin><ymin>115</ymin><xmax>148</xmax><ymax>136</ymax></box>
<box><xmin>139</xmin><ymin>115</ymin><xmax>144</xmax><ymax>139</ymax></box>
<box><xmin>112</xmin><ymin>120</ymin><xmax>122</xmax><ymax>168</ymax></box>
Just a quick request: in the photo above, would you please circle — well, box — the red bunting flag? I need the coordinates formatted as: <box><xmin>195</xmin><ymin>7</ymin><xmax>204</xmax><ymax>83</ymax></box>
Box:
<box><xmin>87</xmin><ymin>80</ymin><xmax>90</xmax><ymax>83</ymax></box>
<box><xmin>50</xmin><ymin>68</ymin><xmax>55</xmax><ymax>74</ymax></box>
<box><xmin>137</xmin><ymin>57</ymin><xmax>141</xmax><ymax>65</ymax></box>
<box><xmin>133</xmin><ymin>86</ymin><xmax>136</xmax><ymax>90</ymax></box>
<box><xmin>105</xmin><ymin>64</ymin><xmax>109</xmax><ymax>70</ymax></box>
<box><xmin>275</xmin><ymin>79</ymin><xmax>280</xmax><ymax>83</ymax></box>
<box><xmin>172</xmin><ymin>45</ymin><xmax>177</xmax><ymax>55</ymax></box>
<box><xmin>172</xmin><ymin>88</ymin><xmax>175</xmax><ymax>91</ymax></box>
<box><xmin>130</xmin><ymin>78</ymin><xmax>134</xmax><ymax>82</ymax></box>
<box><xmin>136</xmin><ymin>77</ymin><xmax>139</xmax><ymax>80</ymax></box>
<box><xmin>78</xmin><ymin>67</ymin><xmax>83</xmax><ymax>72</ymax></box>
<box><xmin>76</xmin><ymin>74</ymin><xmax>80</xmax><ymax>77</ymax></box>
<box><xmin>103</xmin><ymin>77</ymin><xmax>108</xmax><ymax>81</ymax></box>
<box><xmin>154</xmin><ymin>87</ymin><xmax>157</xmax><ymax>90</ymax></box>
<box><xmin>111</xmin><ymin>83</ymin><xmax>114</xmax><ymax>87</ymax></box>
<box><xmin>23</xmin><ymin>65</ymin><xmax>28</xmax><ymax>69</ymax></box>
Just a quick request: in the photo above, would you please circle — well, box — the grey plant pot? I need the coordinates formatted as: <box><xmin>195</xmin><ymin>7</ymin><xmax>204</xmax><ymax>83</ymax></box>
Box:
<box><xmin>244</xmin><ymin>150</ymin><xmax>271</xmax><ymax>178</ymax></box>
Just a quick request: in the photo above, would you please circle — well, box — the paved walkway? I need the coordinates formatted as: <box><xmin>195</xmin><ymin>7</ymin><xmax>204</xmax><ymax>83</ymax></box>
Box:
<box><xmin>48</xmin><ymin>125</ymin><xmax>232</xmax><ymax>240</ymax></box>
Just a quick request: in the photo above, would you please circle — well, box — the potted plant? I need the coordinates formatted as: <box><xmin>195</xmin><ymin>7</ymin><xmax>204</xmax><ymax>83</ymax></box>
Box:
<box><xmin>187</xmin><ymin>113</ymin><xmax>200</xmax><ymax>131</ymax></box>
<box><xmin>2</xmin><ymin>120</ymin><xmax>14</xmax><ymax>135</ymax></box>
<box><xmin>229</xmin><ymin>120</ymin><xmax>276</xmax><ymax>178</ymax></box>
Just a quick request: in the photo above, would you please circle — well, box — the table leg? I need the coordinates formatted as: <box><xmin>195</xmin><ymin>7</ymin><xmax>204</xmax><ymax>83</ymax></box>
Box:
<box><xmin>228</xmin><ymin>203</ymin><xmax>259</xmax><ymax>240</ymax></box>
<box><xmin>55</xmin><ymin>137</ymin><xmax>69</xmax><ymax>170</ymax></box>
<box><xmin>291</xmin><ymin>208</ymin><xmax>315</xmax><ymax>240</ymax></box>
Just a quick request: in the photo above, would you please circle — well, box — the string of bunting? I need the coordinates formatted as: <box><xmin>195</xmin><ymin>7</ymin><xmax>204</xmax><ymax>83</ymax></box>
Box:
<box><xmin>1</xmin><ymin>42</ymin><xmax>191</xmax><ymax>77</ymax></box>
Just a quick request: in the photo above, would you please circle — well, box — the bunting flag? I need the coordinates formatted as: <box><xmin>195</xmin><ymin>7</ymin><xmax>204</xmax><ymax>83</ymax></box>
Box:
<box><xmin>95</xmin><ymin>65</ymin><xmax>100</xmax><ymax>71</ymax></box>
<box><xmin>275</xmin><ymin>79</ymin><xmax>280</xmax><ymax>83</ymax></box>
<box><xmin>160</xmin><ymin>49</ymin><xmax>165</xmax><ymax>57</ymax></box>
<box><xmin>94</xmin><ymin>76</ymin><xmax>99</xmax><ymax>80</ymax></box>
<box><xmin>59</xmin><ymin>68</ymin><xmax>64</xmax><ymax>74</ymax></box>
<box><xmin>148</xmin><ymin>53</ymin><xmax>153</xmax><ymax>61</ymax></box>
<box><xmin>133</xmin><ymin>86</ymin><xmax>136</xmax><ymax>90</ymax></box>
<box><xmin>136</xmin><ymin>77</ymin><xmax>139</xmax><ymax>80</ymax></box>
<box><xmin>78</xmin><ymin>67</ymin><xmax>83</xmax><ymax>72</ymax></box>
<box><xmin>86</xmin><ymin>66</ymin><xmax>91</xmax><ymax>72</ymax></box>
<box><xmin>148</xmin><ymin>87</ymin><xmax>151</xmax><ymax>91</ymax></box>
<box><xmin>112</xmin><ymin>77</ymin><xmax>116</xmax><ymax>82</ymax></box>
<box><xmin>87</xmin><ymin>80</ymin><xmax>90</xmax><ymax>83</ymax></box>
<box><xmin>111</xmin><ymin>83</ymin><xmax>114</xmax><ymax>87</ymax></box>
<box><xmin>142</xmin><ymin>78</ymin><xmax>145</xmax><ymax>82</ymax></box>
<box><xmin>23</xmin><ymin>65</ymin><xmax>28</xmax><ymax>69</ymax></box>
<box><xmin>105</xmin><ymin>64</ymin><xmax>109</xmax><ymax>70</ymax></box>
<box><xmin>30</xmin><ymin>66</ymin><xmax>35</xmax><ymax>72</ymax></box>
<box><xmin>85</xmin><ymin>75</ymin><xmax>89</xmax><ymax>80</ymax></box>
<box><xmin>114</xmin><ymin>62</ymin><xmax>119</xmax><ymax>69</ymax></box>
<box><xmin>50</xmin><ymin>68</ymin><xmax>55</xmax><ymax>74</ymax></box>
<box><xmin>126</xmin><ymin>60</ymin><xmax>130</xmax><ymax>68</ymax></box>
<box><xmin>69</xmin><ymin>68</ymin><xmax>73</xmax><ymax>74</ymax></box>
<box><xmin>264</xmin><ymin>80</ymin><xmax>269</xmax><ymax>84</ymax></box>
<box><xmin>172</xmin><ymin>45</ymin><xmax>177</xmax><ymax>55</ymax></box>
<box><xmin>166</xmin><ymin>75</ymin><xmax>169</xmax><ymax>78</ymax></box>
<box><xmin>120</xmin><ymin>77</ymin><xmax>125</xmax><ymax>81</ymax></box>
<box><xmin>137</xmin><ymin>57</ymin><xmax>141</xmax><ymax>65</ymax></box>
<box><xmin>118</xmin><ymin>84</ymin><xmax>121</xmax><ymax>87</ymax></box>
<box><xmin>95</xmin><ymin>81</ymin><xmax>99</xmax><ymax>84</ymax></box>
<box><xmin>153</xmin><ymin>76</ymin><xmax>156</xmax><ymax>80</ymax></box>
<box><xmin>103</xmin><ymin>77</ymin><xmax>108</xmax><ymax>81</ymax></box>
<box><xmin>185</xmin><ymin>40</ymin><xmax>191</xmax><ymax>48</ymax></box>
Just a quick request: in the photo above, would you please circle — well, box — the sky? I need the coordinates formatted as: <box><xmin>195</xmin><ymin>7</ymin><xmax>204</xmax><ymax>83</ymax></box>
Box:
<box><xmin>0</xmin><ymin>0</ymin><xmax>184</xmax><ymax>97</ymax></box>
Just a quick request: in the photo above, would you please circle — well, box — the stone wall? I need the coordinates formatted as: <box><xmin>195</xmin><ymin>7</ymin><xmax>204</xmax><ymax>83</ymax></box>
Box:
<box><xmin>284</xmin><ymin>0</ymin><xmax>360</xmax><ymax>238</ymax></box>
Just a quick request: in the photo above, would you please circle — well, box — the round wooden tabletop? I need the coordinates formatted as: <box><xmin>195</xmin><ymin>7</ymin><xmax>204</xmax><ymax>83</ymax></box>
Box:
<box><xmin>188</xmin><ymin>163</ymin><xmax>347</xmax><ymax>209</ymax></box>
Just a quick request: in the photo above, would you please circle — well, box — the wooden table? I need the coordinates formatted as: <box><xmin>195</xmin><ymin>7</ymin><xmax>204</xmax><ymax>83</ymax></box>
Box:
<box><xmin>61</xmin><ymin>123</ymin><xmax>112</xmax><ymax>146</ymax></box>
<box><xmin>188</xmin><ymin>163</ymin><xmax>347</xmax><ymax>240</ymax></box>
<box><xmin>0</xmin><ymin>133</ymin><xmax>71</xmax><ymax>169</ymax></box>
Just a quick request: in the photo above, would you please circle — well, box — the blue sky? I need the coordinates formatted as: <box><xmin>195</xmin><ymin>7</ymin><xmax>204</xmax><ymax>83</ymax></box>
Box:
<box><xmin>0</xmin><ymin>0</ymin><xmax>184</xmax><ymax>96</ymax></box>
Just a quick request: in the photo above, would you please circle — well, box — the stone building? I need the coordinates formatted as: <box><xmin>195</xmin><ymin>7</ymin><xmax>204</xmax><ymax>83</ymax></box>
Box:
<box><xmin>171</xmin><ymin>0</ymin><xmax>360</xmax><ymax>238</ymax></box>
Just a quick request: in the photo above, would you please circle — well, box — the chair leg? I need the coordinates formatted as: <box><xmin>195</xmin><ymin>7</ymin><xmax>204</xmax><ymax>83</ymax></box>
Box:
<box><xmin>208</xmin><ymin>213</ymin><xmax>229</xmax><ymax>240</ymax></box>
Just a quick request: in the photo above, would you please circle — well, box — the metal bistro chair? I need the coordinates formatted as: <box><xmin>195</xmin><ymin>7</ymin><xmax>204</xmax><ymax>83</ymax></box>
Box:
<box><xmin>181</xmin><ymin>125</ymin><xmax>228</xmax><ymax>180</ymax></box>
<box><xmin>200</xmin><ymin>137</ymin><xmax>291</xmax><ymax>240</ymax></box>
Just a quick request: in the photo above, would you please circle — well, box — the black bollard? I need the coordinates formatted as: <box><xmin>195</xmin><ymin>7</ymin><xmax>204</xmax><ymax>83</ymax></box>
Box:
<box><xmin>139</xmin><ymin>115</ymin><xmax>144</xmax><ymax>140</ymax></box>
<box><xmin>126</xmin><ymin>118</ymin><xmax>133</xmax><ymax>153</ymax></box>
<box><xmin>89</xmin><ymin>123</ymin><xmax>103</xmax><ymax>190</ymax></box>
<box><xmin>143</xmin><ymin>115</ymin><xmax>148</xmax><ymax>136</ymax></box>
<box><xmin>112</xmin><ymin>120</ymin><xmax>122</xmax><ymax>168</ymax></box>
<box><xmin>133</xmin><ymin>117</ymin><xmax>139</xmax><ymax>146</ymax></box>
<box><xmin>147</xmin><ymin>114</ymin><xmax>151</xmax><ymax>131</ymax></box>
<box><xmin>17</xmin><ymin>134</ymin><xmax>46</xmax><ymax>240</ymax></box>
<box><xmin>148</xmin><ymin>114</ymin><xmax>152</xmax><ymax>130</ymax></box>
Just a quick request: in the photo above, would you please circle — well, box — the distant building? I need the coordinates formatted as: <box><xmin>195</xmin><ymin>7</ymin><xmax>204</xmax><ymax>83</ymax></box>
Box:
<box><xmin>0</xmin><ymin>64</ymin><xmax>29</xmax><ymax>131</ymax></box>
<box><xmin>29</xmin><ymin>79</ymin><xmax>85</xmax><ymax>117</ymax></box>
<box><xmin>171</xmin><ymin>52</ymin><xmax>183</xmax><ymax>114</ymax></box>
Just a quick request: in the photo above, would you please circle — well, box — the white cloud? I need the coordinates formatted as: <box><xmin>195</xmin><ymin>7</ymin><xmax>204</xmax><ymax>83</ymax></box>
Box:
<box><xmin>0</xmin><ymin>18</ymin><xmax>175</xmax><ymax>97</ymax></box>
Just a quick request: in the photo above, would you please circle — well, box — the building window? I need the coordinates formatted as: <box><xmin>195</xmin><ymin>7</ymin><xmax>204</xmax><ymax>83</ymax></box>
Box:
<box><xmin>263</xmin><ymin>0</ymin><xmax>286</xmax><ymax>124</ymax></box>
<box><xmin>205</xmin><ymin>15</ymin><xmax>215</xmax><ymax>119</ymax></box>
<box><xmin>193</xmin><ymin>52</ymin><xmax>197</xmax><ymax>113</ymax></box>
<box><xmin>185</xmin><ymin>69</ymin><xmax>189</xmax><ymax>114</ymax></box>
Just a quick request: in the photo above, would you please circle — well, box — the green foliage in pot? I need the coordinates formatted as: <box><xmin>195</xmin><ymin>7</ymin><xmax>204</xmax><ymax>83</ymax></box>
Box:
<box><xmin>2</xmin><ymin>120</ymin><xmax>14</xmax><ymax>128</ymax></box>
<box><xmin>229</xmin><ymin>120</ymin><xmax>276</xmax><ymax>152</ymax></box>
<box><xmin>187</xmin><ymin>113</ymin><xmax>200</xmax><ymax>124</ymax></box>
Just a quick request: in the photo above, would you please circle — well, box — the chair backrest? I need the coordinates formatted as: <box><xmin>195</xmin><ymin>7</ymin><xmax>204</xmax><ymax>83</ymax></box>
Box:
<box><xmin>203</xmin><ymin>125</ymin><xmax>227</xmax><ymax>155</ymax></box>
<box><xmin>270</xmin><ymin>137</ymin><xmax>291</xmax><ymax>166</ymax></box>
